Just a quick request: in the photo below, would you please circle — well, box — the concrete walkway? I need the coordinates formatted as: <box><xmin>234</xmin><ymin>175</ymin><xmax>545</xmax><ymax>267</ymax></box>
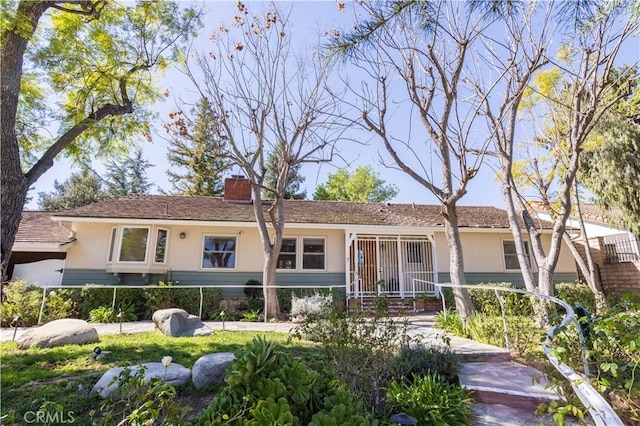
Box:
<box><xmin>1</xmin><ymin>314</ymin><xmax>572</xmax><ymax>425</ymax></box>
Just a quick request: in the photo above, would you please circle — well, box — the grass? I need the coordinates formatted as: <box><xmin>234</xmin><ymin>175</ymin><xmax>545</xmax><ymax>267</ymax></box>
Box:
<box><xmin>0</xmin><ymin>330</ymin><xmax>320</xmax><ymax>425</ymax></box>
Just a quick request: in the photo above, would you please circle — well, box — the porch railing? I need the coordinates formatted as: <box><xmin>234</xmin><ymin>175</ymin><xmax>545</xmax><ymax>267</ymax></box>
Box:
<box><xmin>426</xmin><ymin>280</ymin><xmax>623</xmax><ymax>426</ymax></box>
<box><xmin>37</xmin><ymin>283</ymin><xmax>346</xmax><ymax>325</ymax></box>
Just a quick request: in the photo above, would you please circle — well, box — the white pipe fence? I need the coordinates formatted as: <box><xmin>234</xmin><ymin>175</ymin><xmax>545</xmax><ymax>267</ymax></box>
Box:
<box><xmin>426</xmin><ymin>280</ymin><xmax>623</xmax><ymax>426</ymax></box>
<box><xmin>37</xmin><ymin>283</ymin><xmax>346</xmax><ymax>325</ymax></box>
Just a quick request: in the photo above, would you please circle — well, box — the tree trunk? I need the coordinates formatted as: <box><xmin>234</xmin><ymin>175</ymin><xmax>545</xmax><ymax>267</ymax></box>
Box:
<box><xmin>1</xmin><ymin>170</ymin><xmax>28</xmax><ymax>278</ymax></box>
<box><xmin>443</xmin><ymin>204</ymin><xmax>474</xmax><ymax>323</ymax></box>
<box><xmin>262</xmin><ymin>251</ymin><xmax>280</xmax><ymax>320</ymax></box>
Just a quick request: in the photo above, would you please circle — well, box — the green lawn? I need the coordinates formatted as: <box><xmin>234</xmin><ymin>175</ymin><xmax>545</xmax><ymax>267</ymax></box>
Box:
<box><xmin>0</xmin><ymin>331</ymin><xmax>319</xmax><ymax>425</ymax></box>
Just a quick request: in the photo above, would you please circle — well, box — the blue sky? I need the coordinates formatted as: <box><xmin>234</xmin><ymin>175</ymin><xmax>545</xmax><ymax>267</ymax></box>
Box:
<box><xmin>26</xmin><ymin>1</ymin><xmax>530</xmax><ymax>209</ymax></box>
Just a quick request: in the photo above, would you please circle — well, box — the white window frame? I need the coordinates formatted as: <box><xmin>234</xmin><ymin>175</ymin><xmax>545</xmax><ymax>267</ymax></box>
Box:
<box><xmin>201</xmin><ymin>235</ymin><xmax>238</xmax><ymax>270</ymax></box>
<box><xmin>302</xmin><ymin>237</ymin><xmax>326</xmax><ymax>271</ymax></box>
<box><xmin>276</xmin><ymin>238</ymin><xmax>298</xmax><ymax>271</ymax></box>
<box><xmin>153</xmin><ymin>228</ymin><xmax>169</xmax><ymax>264</ymax></box>
<box><xmin>118</xmin><ymin>226</ymin><xmax>151</xmax><ymax>263</ymax></box>
<box><xmin>107</xmin><ymin>226</ymin><xmax>117</xmax><ymax>263</ymax></box>
<box><xmin>502</xmin><ymin>240</ymin><xmax>532</xmax><ymax>271</ymax></box>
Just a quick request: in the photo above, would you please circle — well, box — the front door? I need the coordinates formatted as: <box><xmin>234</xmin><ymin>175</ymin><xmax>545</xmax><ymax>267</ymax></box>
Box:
<box><xmin>350</xmin><ymin>235</ymin><xmax>434</xmax><ymax>298</ymax></box>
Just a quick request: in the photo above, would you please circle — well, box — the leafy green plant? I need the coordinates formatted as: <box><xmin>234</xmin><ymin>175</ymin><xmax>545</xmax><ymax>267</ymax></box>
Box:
<box><xmin>241</xmin><ymin>309</ymin><xmax>261</xmax><ymax>322</ymax></box>
<box><xmin>555</xmin><ymin>282</ymin><xmax>597</xmax><ymax>314</ymax></box>
<box><xmin>0</xmin><ymin>281</ymin><xmax>43</xmax><ymax>326</ymax></box>
<box><xmin>385</xmin><ymin>374</ymin><xmax>474</xmax><ymax>425</ymax></box>
<box><xmin>89</xmin><ymin>306</ymin><xmax>116</xmax><ymax>323</ymax></box>
<box><xmin>389</xmin><ymin>343</ymin><xmax>460</xmax><ymax>384</ymax></box>
<box><xmin>94</xmin><ymin>364</ymin><xmax>190</xmax><ymax>425</ymax></box>
<box><xmin>173</xmin><ymin>287</ymin><xmax>223</xmax><ymax>319</ymax></box>
<box><xmin>469</xmin><ymin>282</ymin><xmax>532</xmax><ymax>316</ymax></box>
<box><xmin>196</xmin><ymin>336</ymin><xmax>378</xmax><ymax>425</ymax></box>
<box><xmin>294</xmin><ymin>305</ymin><xmax>411</xmax><ymax>412</ymax></box>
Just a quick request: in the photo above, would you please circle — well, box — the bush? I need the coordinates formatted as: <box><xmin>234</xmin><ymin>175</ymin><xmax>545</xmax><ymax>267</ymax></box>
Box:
<box><xmin>555</xmin><ymin>282</ymin><xmax>596</xmax><ymax>314</ymax></box>
<box><xmin>290</xmin><ymin>293</ymin><xmax>332</xmax><ymax>319</ymax></box>
<box><xmin>389</xmin><ymin>343</ymin><xmax>460</xmax><ymax>384</ymax></box>
<box><xmin>88</xmin><ymin>304</ymin><xmax>137</xmax><ymax>323</ymax></box>
<box><xmin>79</xmin><ymin>286</ymin><xmax>145</xmax><ymax>320</ymax></box>
<box><xmin>173</xmin><ymin>287</ymin><xmax>223</xmax><ymax>319</ymax></box>
<box><xmin>469</xmin><ymin>282</ymin><xmax>532</xmax><ymax>316</ymax></box>
<box><xmin>195</xmin><ymin>336</ymin><xmax>378</xmax><ymax>426</ymax></box>
<box><xmin>385</xmin><ymin>374</ymin><xmax>474</xmax><ymax>425</ymax></box>
<box><xmin>243</xmin><ymin>279</ymin><xmax>262</xmax><ymax>300</ymax></box>
<box><xmin>0</xmin><ymin>281</ymin><xmax>42</xmax><ymax>326</ymax></box>
<box><xmin>294</xmin><ymin>305</ymin><xmax>411</xmax><ymax>412</ymax></box>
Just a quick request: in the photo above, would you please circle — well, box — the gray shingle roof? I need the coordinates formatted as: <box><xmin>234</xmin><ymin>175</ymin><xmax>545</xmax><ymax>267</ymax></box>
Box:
<box><xmin>52</xmin><ymin>194</ymin><xmax>534</xmax><ymax>229</ymax></box>
<box><xmin>16</xmin><ymin>211</ymin><xmax>74</xmax><ymax>244</ymax></box>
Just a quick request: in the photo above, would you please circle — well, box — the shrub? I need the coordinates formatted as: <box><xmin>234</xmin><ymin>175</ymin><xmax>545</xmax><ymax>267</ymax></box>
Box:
<box><xmin>555</xmin><ymin>282</ymin><xmax>596</xmax><ymax>314</ymax></box>
<box><xmin>389</xmin><ymin>343</ymin><xmax>460</xmax><ymax>384</ymax></box>
<box><xmin>195</xmin><ymin>336</ymin><xmax>378</xmax><ymax>425</ymax></box>
<box><xmin>469</xmin><ymin>282</ymin><xmax>532</xmax><ymax>316</ymax></box>
<box><xmin>42</xmin><ymin>288</ymin><xmax>81</xmax><ymax>322</ymax></box>
<box><xmin>290</xmin><ymin>293</ymin><xmax>332</xmax><ymax>319</ymax></box>
<box><xmin>243</xmin><ymin>279</ymin><xmax>262</xmax><ymax>300</ymax></box>
<box><xmin>385</xmin><ymin>374</ymin><xmax>474</xmax><ymax>425</ymax></box>
<box><xmin>0</xmin><ymin>281</ymin><xmax>42</xmax><ymax>326</ymax></box>
<box><xmin>79</xmin><ymin>286</ymin><xmax>145</xmax><ymax>320</ymax></box>
<box><xmin>89</xmin><ymin>304</ymin><xmax>137</xmax><ymax>323</ymax></box>
<box><xmin>173</xmin><ymin>287</ymin><xmax>223</xmax><ymax>319</ymax></box>
<box><xmin>294</xmin><ymin>306</ymin><xmax>410</xmax><ymax>412</ymax></box>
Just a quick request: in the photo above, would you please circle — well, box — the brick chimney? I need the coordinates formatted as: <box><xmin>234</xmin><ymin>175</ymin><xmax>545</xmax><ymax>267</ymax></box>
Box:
<box><xmin>224</xmin><ymin>175</ymin><xmax>252</xmax><ymax>202</ymax></box>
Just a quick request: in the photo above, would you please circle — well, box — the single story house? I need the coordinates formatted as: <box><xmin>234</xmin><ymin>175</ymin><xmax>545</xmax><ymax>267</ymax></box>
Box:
<box><xmin>11</xmin><ymin>177</ymin><xmax>578</xmax><ymax>298</ymax></box>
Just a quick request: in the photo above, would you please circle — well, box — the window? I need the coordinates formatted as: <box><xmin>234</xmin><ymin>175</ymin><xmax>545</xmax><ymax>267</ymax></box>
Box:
<box><xmin>503</xmin><ymin>240</ymin><xmax>530</xmax><ymax>270</ymax></box>
<box><xmin>303</xmin><ymin>238</ymin><xmax>325</xmax><ymax>270</ymax></box>
<box><xmin>119</xmin><ymin>227</ymin><xmax>149</xmax><ymax>262</ymax></box>
<box><xmin>203</xmin><ymin>236</ymin><xmax>236</xmax><ymax>269</ymax></box>
<box><xmin>154</xmin><ymin>229</ymin><xmax>168</xmax><ymax>263</ymax></box>
<box><xmin>107</xmin><ymin>227</ymin><xmax>117</xmax><ymax>263</ymax></box>
<box><xmin>277</xmin><ymin>238</ymin><xmax>297</xmax><ymax>269</ymax></box>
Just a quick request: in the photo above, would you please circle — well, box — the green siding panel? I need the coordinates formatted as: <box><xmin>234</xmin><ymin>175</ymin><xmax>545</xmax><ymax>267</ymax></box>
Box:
<box><xmin>437</xmin><ymin>272</ymin><xmax>578</xmax><ymax>288</ymax></box>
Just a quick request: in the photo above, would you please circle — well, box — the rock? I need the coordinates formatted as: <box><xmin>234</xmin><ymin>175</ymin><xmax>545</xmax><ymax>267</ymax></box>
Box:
<box><xmin>92</xmin><ymin>362</ymin><xmax>191</xmax><ymax>398</ymax></box>
<box><xmin>152</xmin><ymin>308</ymin><xmax>213</xmax><ymax>337</ymax></box>
<box><xmin>192</xmin><ymin>352</ymin><xmax>235</xmax><ymax>389</ymax></box>
<box><xmin>17</xmin><ymin>318</ymin><xmax>99</xmax><ymax>349</ymax></box>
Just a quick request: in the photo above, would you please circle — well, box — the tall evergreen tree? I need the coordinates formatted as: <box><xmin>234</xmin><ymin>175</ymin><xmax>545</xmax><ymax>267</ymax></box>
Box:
<box><xmin>263</xmin><ymin>153</ymin><xmax>307</xmax><ymax>200</ymax></box>
<box><xmin>165</xmin><ymin>97</ymin><xmax>230</xmax><ymax>196</ymax></box>
<box><xmin>38</xmin><ymin>168</ymin><xmax>108</xmax><ymax>211</ymax></box>
<box><xmin>105</xmin><ymin>149</ymin><xmax>153</xmax><ymax>196</ymax></box>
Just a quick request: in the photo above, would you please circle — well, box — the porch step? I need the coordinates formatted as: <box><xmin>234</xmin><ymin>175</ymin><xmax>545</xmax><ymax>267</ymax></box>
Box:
<box><xmin>348</xmin><ymin>297</ymin><xmax>442</xmax><ymax>314</ymax></box>
<box><xmin>459</xmin><ymin>362</ymin><xmax>562</xmax><ymax>411</ymax></box>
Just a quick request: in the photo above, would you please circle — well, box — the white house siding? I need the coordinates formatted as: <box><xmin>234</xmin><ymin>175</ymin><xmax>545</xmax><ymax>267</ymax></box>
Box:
<box><xmin>434</xmin><ymin>231</ymin><xmax>577</xmax><ymax>274</ymax></box>
<box><xmin>63</xmin><ymin>222</ymin><xmax>344</xmax><ymax>274</ymax></box>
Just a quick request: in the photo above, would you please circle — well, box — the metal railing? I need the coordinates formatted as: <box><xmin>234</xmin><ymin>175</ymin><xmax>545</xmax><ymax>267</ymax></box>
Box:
<box><xmin>603</xmin><ymin>237</ymin><xmax>640</xmax><ymax>263</ymax></box>
<box><xmin>37</xmin><ymin>283</ymin><xmax>346</xmax><ymax>325</ymax></box>
<box><xmin>424</xmin><ymin>280</ymin><xmax>623</xmax><ymax>426</ymax></box>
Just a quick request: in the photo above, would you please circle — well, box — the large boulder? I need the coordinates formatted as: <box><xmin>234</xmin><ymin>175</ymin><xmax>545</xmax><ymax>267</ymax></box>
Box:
<box><xmin>192</xmin><ymin>352</ymin><xmax>235</xmax><ymax>389</ymax></box>
<box><xmin>152</xmin><ymin>308</ymin><xmax>212</xmax><ymax>337</ymax></box>
<box><xmin>17</xmin><ymin>318</ymin><xmax>99</xmax><ymax>349</ymax></box>
<box><xmin>92</xmin><ymin>362</ymin><xmax>191</xmax><ymax>398</ymax></box>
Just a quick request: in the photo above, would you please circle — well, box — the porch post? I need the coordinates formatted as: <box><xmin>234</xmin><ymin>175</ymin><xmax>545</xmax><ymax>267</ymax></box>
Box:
<box><xmin>397</xmin><ymin>235</ymin><xmax>404</xmax><ymax>298</ymax></box>
<box><xmin>345</xmin><ymin>232</ymin><xmax>357</xmax><ymax>299</ymax></box>
<box><xmin>428</xmin><ymin>234</ymin><xmax>439</xmax><ymax>297</ymax></box>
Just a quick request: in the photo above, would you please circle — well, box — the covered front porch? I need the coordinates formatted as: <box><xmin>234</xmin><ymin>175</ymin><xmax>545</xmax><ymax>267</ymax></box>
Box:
<box><xmin>345</xmin><ymin>233</ymin><xmax>438</xmax><ymax>299</ymax></box>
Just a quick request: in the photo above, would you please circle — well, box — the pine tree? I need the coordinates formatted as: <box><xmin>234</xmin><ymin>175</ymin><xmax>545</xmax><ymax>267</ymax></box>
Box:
<box><xmin>165</xmin><ymin>98</ymin><xmax>230</xmax><ymax>196</ymax></box>
<box><xmin>105</xmin><ymin>149</ymin><xmax>153</xmax><ymax>196</ymax></box>
<box><xmin>263</xmin><ymin>152</ymin><xmax>307</xmax><ymax>200</ymax></box>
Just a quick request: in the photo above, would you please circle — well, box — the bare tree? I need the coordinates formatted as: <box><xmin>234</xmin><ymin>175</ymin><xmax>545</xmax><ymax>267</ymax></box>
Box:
<box><xmin>477</xmin><ymin>1</ymin><xmax>637</xmax><ymax>321</ymax></box>
<box><xmin>183</xmin><ymin>3</ymin><xmax>348</xmax><ymax>319</ymax></box>
<box><xmin>332</xmin><ymin>0</ymin><xmax>513</xmax><ymax>321</ymax></box>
